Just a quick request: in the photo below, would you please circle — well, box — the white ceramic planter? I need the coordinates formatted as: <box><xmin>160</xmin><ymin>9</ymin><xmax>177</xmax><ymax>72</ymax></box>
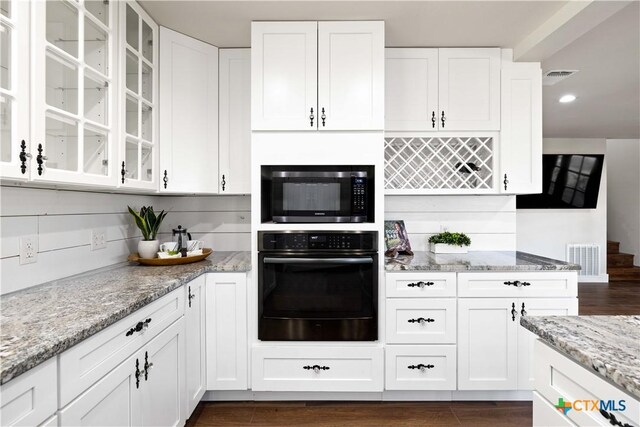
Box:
<box><xmin>430</xmin><ymin>243</ymin><xmax>469</xmax><ymax>254</ymax></box>
<box><xmin>138</xmin><ymin>239</ymin><xmax>160</xmax><ymax>259</ymax></box>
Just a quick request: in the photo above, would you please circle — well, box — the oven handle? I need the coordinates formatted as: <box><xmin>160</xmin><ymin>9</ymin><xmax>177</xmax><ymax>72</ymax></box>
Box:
<box><xmin>263</xmin><ymin>257</ymin><xmax>374</xmax><ymax>265</ymax></box>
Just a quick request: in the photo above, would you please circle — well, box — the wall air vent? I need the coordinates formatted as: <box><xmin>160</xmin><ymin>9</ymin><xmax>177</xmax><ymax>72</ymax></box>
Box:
<box><xmin>543</xmin><ymin>70</ymin><xmax>578</xmax><ymax>86</ymax></box>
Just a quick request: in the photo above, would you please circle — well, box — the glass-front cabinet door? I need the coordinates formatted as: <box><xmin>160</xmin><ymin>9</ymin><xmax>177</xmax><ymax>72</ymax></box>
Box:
<box><xmin>31</xmin><ymin>0</ymin><xmax>116</xmax><ymax>186</ymax></box>
<box><xmin>119</xmin><ymin>1</ymin><xmax>157</xmax><ymax>190</ymax></box>
<box><xmin>0</xmin><ymin>0</ymin><xmax>30</xmax><ymax>179</ymax></box>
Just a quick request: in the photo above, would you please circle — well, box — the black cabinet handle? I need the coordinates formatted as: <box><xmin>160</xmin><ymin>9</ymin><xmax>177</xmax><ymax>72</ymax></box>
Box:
<box><xmin>144</xmin><ymin>351</ymin><xmax>153</xmax><ymax>381</ymax></box>
<box><xmin>19</xmin><ymin>140</ymin><xmax>31</xmax><ymax>174</ymax></box>
<box><xmin>511</xmin><ymin>302</ymin><xmax>517</xmax><ymax>321</ymax></box>
<box><xmin>221</xmin><ymin>174</ymin><xmax>226</xmax><ymax>191</ymax></box>
<box><xmin>408</xmin><ymin>364</ymin><xmax>434</xmax><ymax>371</ymax></box>
<box><xmin>135</xmin><ymin>358</ymin><xmax>141</xmax><ymax>389</ymax></box>
<box><xmin>188</xmin><ymin>286</ymin><xmax>195</xmax><ymax>308</ymax></box>
<box><xmin>309</xmin><ymin>107</ymin><xmax>314</xmax><ymax>127</ymax></box>
<box><xmin>163</xmin><ymin>170</ymin><xmax>168</xmax><ymax>189</ymax></box>
<box><xmin>321</xmin><ymin>108</ymin><xmax>326</xmax><ymax>127</ymax></box>
<box><xmin>407</xmin><ymin>281</ymin><xmax>434</xmax><ymax>288</ymax></box>
<box><xmin>441</xmin><ymin>111</ymin><xmax>446</xmax><ymax>128</ymax></box>
<box><xmin>520</xmin><ymin>302</ymin><xmax>527</xmax><ymax>316</ymax></box>
<box><xmin>36</xmin><ymin>143</ymin><xmax>46</xmax><ymax>176</ymax></box>
<box><xmin>431</xmin><ymin>111</ymin><xmax>436</xmax><ymax>128</ymax></box>
<box><xmin>599</xmin><ymin>408</ymin><xmax>633</xmax><ymax>427</ymax></box>
<box><xmin>125</xmin><ymin>318</ymin><xmax>151</xmax><ymax>336</ymax></box>
<box><xmin>121</xmin><ymin>161</ymin><xmax>126</xmax><ymax>184</ymax></box>
<box><xmin>504</xmin><ymin>280</ymin><xmax>531</xmax><ymax>288</ymax></box>
<box><xmin>504</xmin><ymin>174</ymin><xmax>509</xmax><ymax>191</ymax></box>
<box><xmin>408</xmin><ymin>317</ymin><xmax>435</xmax><ymax>324</ymax></box>
<box><xmin>304</xmin><ymin>365</ymin><xmax>330</xmax><ymax>373</ymax></box>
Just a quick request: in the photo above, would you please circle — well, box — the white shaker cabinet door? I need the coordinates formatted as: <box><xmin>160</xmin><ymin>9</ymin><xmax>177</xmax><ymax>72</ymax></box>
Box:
<box><xmin>159</xmin><ymin>26</ymin><xmax>218</xmax><ymax>193</ymax></box>
<box><xmin>500</xmin><ymin>62</ymin><xmax>543</xmax><ymax>194</ymax></box>
<box><xmin>385</xmin><ymin>48</ymin><xmax>439</xmax><ymax>131</ymax></box>
<box><xmin>251</xmin><ymin>22</ymin><xmax>317</xmax><ymax>131</ymax></box>
<box><xmin>438</xmin><ymin>48</ymin><xmax>501</xmax><ymax>131</ymax></box>
<box><xmin>458</xmin><ymin>298</ymin><xmax>518</xmax><ymax>390</ymax></box>
<box><xmin>185</xmin><ymin>276</ymin><xmax>207</xmax><ymax>417</ymax></box>
<box><xmin>219</xmin><ymin>49</ymin><xmax>251</xmax><ymax>194</ymax></box>
<box><xmin>317</xmin><ymin>21</ymin><xmax>384</xmax><ymax>131</ymax></box>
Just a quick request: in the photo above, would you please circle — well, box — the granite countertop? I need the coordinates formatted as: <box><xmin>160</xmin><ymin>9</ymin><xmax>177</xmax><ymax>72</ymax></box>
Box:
<box><xmin>384</xmin><ymin>250</ymin><xmax>581</xmax><ymax>272</ymax></box>
<box><xmin>0</xmin><ymin>251</ymin><xmax>251</xmax><ymax>385</ymax></box>
<box><xmin>521</xmin><ymin>315</ymin><xmax>640</xmax><ymax>399</ymax></box>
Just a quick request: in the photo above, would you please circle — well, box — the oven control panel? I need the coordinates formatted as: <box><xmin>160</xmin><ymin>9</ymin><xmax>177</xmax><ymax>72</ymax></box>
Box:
<box><xmin>259</xmin><ymin>231</ymin><xmax>377</xmax><ymax>251</ymax></box>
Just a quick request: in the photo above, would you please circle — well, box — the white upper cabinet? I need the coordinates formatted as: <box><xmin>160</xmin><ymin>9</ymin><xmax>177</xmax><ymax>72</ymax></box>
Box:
<box><xmin>219</xmin><ymin>49</ymin><xmax>251</xmax><ymax>194</ymax></box>
<box><xmin>119</xmin><ymin>1</ymin><xmax>158</xmax><ymax>191</ymax></box>
<box><xmin>30</xmin><ymin>0</ymin><xmax>117</xmax><ymax>186</ymax></box>
<box><xmin>0</xmin><ymin>0</ymin><xmax>30</xmax><ymax>180</ymax></box>
<box><xmin>500</xmin><ymin>62</ymin><xmax>542</xmax><ymax>194</ymax></box>
<box><xmin>159</xmin><ymin>26</ymin><xmax>218</xmax><ymax>193</ymax></box>
<box><xmin>438</xmin><ymin>48</ymin><xmax>501</xmax><ymax>131</ymax></box>
<box><xmin>251</xmin><ymin>22</ymin><xmax>317</xmax><ymax>131</ymax></box>
<box><xmin>385</xmin><ymin>49</ymin><xmax>438</xmax><ymax>131</ymax></box>
<box><xmin>251</xmin><ymin>21</ymin><xmax>384</xmax><ymax>131</ymax></box>
<box><xmin>317</xmin><ymin>21</ymin><xmax>384</xmax><ymax>131</ymax></box>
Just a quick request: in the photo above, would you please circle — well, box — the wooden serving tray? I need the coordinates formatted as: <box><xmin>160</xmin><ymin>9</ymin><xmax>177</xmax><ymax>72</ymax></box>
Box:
<box><xmin>128</xmin><ymin>248</ymin><xmax>213</xmax><ymax>266</ymax></box>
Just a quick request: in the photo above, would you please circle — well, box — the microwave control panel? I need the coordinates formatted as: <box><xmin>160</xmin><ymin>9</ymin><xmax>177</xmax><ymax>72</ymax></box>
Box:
<box><xmin>352</xmin><ymin>177</ymin><xmax>367</xmax><ymax>214</ymax></box>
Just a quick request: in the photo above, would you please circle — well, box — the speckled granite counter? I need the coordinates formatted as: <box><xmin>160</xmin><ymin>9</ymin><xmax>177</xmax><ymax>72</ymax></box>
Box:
<box><xmin>384</xmin><ymin>250</ymin><xmax>581</xmax><ymax>272</ymax></box>
<box><xmin>0</xmin><ymin>251</ymin><xmax>250</xmax><ymax>385</ymax></box>
<box><xmin>521</xmin><ymin>315</ymin><xmax>640</xmax><ymax>399</ymax></box>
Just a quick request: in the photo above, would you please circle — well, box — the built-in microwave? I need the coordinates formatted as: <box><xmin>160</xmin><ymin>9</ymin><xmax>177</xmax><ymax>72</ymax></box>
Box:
<box><xmin>261</xmin><ymin>165</ymin><xmax>374</xmax><ymax>223</ymax></box>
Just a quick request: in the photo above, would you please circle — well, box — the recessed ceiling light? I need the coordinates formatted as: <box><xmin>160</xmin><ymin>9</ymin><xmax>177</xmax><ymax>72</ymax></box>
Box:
<box><xmin>559</xmin><ymin>94</ymin><xmax>576</xmax><ymax>103</ymax></box>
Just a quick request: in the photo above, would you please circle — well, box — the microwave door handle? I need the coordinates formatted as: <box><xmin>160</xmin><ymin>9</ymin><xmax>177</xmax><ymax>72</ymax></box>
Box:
<box><xmin>263</xmin><ymin>257</ymin><xmax>373</xmax><ymax>265</ymax></box>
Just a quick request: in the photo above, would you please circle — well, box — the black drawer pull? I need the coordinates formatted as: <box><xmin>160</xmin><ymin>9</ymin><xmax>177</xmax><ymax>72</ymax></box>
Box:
<box><xmin>126</xmin><ymin>318</ymin><xmax>151</xmax><ymax>336</ymax></box>
<box><xmin>408</xmin><ymin>364</ymin><xmax>434</xmax><ymax>371</ymax></box>
<box><xmin>407</xmin><ymin>281</ymin><xmax>434</xmax><ymax>288</ymax></box>
<box><xmin>408</xmin><ymin>317</ymin><xmax>435</xmax><ymax>324</ymax></box>
<box><xmin>504</xmin><ymin>280</ymin><xmax>532</xmax><ymax>287</ymax></box>
<box><xmin>304</xmin><ymin>365</ymin><xmax>330</xmax><ymax>373</ymax></box>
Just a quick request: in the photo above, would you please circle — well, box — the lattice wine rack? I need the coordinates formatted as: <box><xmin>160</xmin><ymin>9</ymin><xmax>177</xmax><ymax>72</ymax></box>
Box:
<box><xmin>385</xmin><ymin>136</ymin><xmax>495</xmax><ymax>192</ymax></box>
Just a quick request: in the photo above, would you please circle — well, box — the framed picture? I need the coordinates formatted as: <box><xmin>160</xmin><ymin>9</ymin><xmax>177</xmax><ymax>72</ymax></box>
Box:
<box><xmin>384</xmin><ymin>220</ymin><xmax>413</xmax><ymax>256</ymax></box>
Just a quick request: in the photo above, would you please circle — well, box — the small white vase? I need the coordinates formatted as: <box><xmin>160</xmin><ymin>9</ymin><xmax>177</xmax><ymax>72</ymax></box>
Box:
<box><xmin>138</xmin><ymin>239</ymin><xmax>159</xmax><ymax>259</ymax></box>
<box><xmin>430</xmin><ymin>243</ymin><xmax>469</xmax><ymax>254</ymax></box>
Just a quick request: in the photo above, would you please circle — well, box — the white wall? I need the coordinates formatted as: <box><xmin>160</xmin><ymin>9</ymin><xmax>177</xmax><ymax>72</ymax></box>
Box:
<box><xmin>606</xmin><ymin>139</ymin><xmax>640</xmax><ymax>260</ymax></box>
<box><xmin>516</xmin><ymin>138</ymin><xmax>608</xmax><ymax>281</ymax></box>
<box><xmin>385</xmin><ymin>195</ymin><xmax>516</xmax><ymax>251</ymax></box>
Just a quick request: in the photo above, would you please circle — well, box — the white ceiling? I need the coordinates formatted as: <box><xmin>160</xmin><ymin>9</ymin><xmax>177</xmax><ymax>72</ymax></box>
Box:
<box><xmin>140</xmin><ymin>0</ymin><xmax>640</xmax><ymax>139</ymax></box>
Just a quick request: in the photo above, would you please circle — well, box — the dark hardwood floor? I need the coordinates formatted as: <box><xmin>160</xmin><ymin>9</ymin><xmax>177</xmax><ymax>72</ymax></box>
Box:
<box><xmin>187</xmin><ymin>281</ymin><xmax>640</xmax><ymax>427</ymax></box>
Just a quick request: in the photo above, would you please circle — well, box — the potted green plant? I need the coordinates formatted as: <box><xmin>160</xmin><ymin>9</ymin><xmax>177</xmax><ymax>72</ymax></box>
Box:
<box><xmin>128</xmin><ymin>206</ymin><xmax>168</xmax><ymax>259</ymax></box>
<box><xmin>428</xmin><ymin>231</ymin><xmax>471</xmax><ymax>254</ymax></box>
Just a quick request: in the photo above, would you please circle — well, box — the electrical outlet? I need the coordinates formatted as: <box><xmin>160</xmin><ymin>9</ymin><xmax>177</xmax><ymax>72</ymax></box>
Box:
<box><xmin>19</xmin><ymin>236</ymin><xmax>38</xmax><ymax>265</ymax></box>
<box><xmin>91</xmin><ymin>229</ymin><xmax>107</xmax><ymax>251</ymax></box>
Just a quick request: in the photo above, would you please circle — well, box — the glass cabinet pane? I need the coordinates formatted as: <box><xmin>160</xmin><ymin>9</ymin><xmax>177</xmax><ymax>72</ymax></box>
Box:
<box><xmin>46</xmin><ymin>115</ymin><xmax>78</xmax><ymax>171</ymax></box>
<box><xmin>0</xmin><ymin>95</ymin><xmax>11</xmax><ymax>162</ymax></box>
<box><xmin>126</xmin><ymin>4</ymin><xmax>138</xmax><ymax>50</ymax></box>
<box><xmin>1</xmin><ymin>0</ymin><xmax>10</xmax><ymax>18</ymax></box>
<box><xmin>46</xmin><ymin>0</ymin><xmax>79</xmax><ymax>58</ymax></box>
<box><xmin>141</xmin><ymin>144</ymin><xmax>152</xmax><ymax>181</ymax></box>
<box><xmin>126</xmin><ymin>49</ymin><xmax>138</xmax><ymax>92</ymax></box>
<box><xmin>141</xmin><ymin>103</ymin><xmax>152</xmax><ymax>141</ymax></box>
<box><xmin>46</xmin><ymin>55</ymin><xmax>79</xmax><ymax>114</ymax></box>
<box><xmin>84</xmin><ymin>0</ymin><xmax>108</xmax><ymax>26</ymax></box>
<box><xmin>84</xmin><ymin>74</ymin><xmax>107</xmax><ymax>125</ymax></box>
<box><xmin>141</xmin><ymin>20</ymin><xmax>153</xmax><ymax>62</ymax></box>
<box><xmin>125</xmin><ymin>139</ymin><xmax>138</xmax><ymax>180</ymax></box>
<box><xmin>141</xmin><ymin>62</ymin><xmax>152</xmax><ymax>101</ymax></box>
<box><xmin>0</xmin><ymin>23</ymin><xmax>9</xmax><ymax>90</ymax></box>
<box><xmin>126</xmin><ymin>95</ymin><xmax>138</xmax><ymax>136</ymax></box>
<box><xmin>84</xmin><ymin>16</ymin><xmax>108</xmax><ymax>75</ymax></box>
<box><xmin>83</xmin><ymin>126</ymin><xmax>108</xmax><ymax>176</ymax></box>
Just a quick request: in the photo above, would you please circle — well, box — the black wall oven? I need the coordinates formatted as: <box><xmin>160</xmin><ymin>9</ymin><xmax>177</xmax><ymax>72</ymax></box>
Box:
<box><xmin>261</xmin><ymin>165</ymin><xmax>374</xmax><ymax>223</ymax></box>
<box><xmin>258</xmin><ymin>231</ymin><xmax>378</xmax><ymax>341</ymax></box>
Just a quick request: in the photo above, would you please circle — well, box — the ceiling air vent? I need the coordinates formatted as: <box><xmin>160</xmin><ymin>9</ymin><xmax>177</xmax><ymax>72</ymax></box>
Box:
<box><xmin>543</xmin><ymin>70</ymin><xmax>578</xmax><ymax>86</ymax></box>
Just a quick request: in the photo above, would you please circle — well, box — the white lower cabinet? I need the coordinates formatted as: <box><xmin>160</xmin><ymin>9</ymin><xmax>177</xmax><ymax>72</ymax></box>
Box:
<box><xmin>185</xmin><ymin>275</ymin><xmax>206</xmax><ymax>416</ymax></box>
<box><xmin>385</xmin><ymin>345</ymin><xmax>456</xmax><ymax>390</ymax></box>
<box><xmin>252</xmin><ymin>346</ymin><xmax>384</xmax><ymax>392</ymax></box>
<box><xmin>385</xmin><ymin>298</ymin><xmax>456</xmax><ymax>344</ymax></box>
<box><xmin>206</xmin><ymin>273</ymin><xmax>248</xmax><ymax>390</ymax></box>
<box><xmin>60</xmin><ymin>318</ymin><xmax>185</xmax><ymax>427</ymax></box>
<box><xmin>0</xmin><ymin>358</ymin><xmax>57</xmax><ymax>427</ymax></box>
<box><xmin>532</xmin><ymin>391</ymin><xmax>576</xmax><ymax>427</ymax></box>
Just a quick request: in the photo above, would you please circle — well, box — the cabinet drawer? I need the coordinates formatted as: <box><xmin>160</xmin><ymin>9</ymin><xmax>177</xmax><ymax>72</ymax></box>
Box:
<box><xmin>385</xmin><ymin>272</ymin><xmax>456</xmax><ymax>297</ymax></box>
<box><xmin>458</xmin><ymin>272</ymin><xmax>577</xmax><ymax>297</ymax></box>
<box><xmin>386</xmin><ymin>298</ymin><xmax>456</xmax><ymax>344</ymax></box>
<box><xmin>385</xmin><ymin>345</ymin><xmax>456</xmax><ymax>390</ymax></box>
<box><xmin>251</xmin><ymin>346</ymin><xmax>383</xmax><ymax>392</ymax></box>
<box><xmin>535</xmin><ymin>340</ymin><xmax>640</xmax><ymax>426</ymax></box>
<box><xmin>59</xmin><ymin>287</ymin><xmax>184</xmax><ymax>407</ymax></box>
<box><xmin>0</xmin><ymin>358</ymin><xmax>57</xmax><ymax>427</ymax></box>
<box><xmin>533</xmin><ymin>391</ymin><xmax>576</xmax><ymax>427</ymax></box>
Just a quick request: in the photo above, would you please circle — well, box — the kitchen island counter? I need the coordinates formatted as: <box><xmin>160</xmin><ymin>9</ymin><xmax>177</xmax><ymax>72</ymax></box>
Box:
<box><xmin>0</xmin><ymin>251</ymin><xmax>251</xmax><ymax>385</ymax></box>
<box><xmin>385</xmin><ymin>250</ymin><xmax>581</xmax><ymax>272</ymax></box>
